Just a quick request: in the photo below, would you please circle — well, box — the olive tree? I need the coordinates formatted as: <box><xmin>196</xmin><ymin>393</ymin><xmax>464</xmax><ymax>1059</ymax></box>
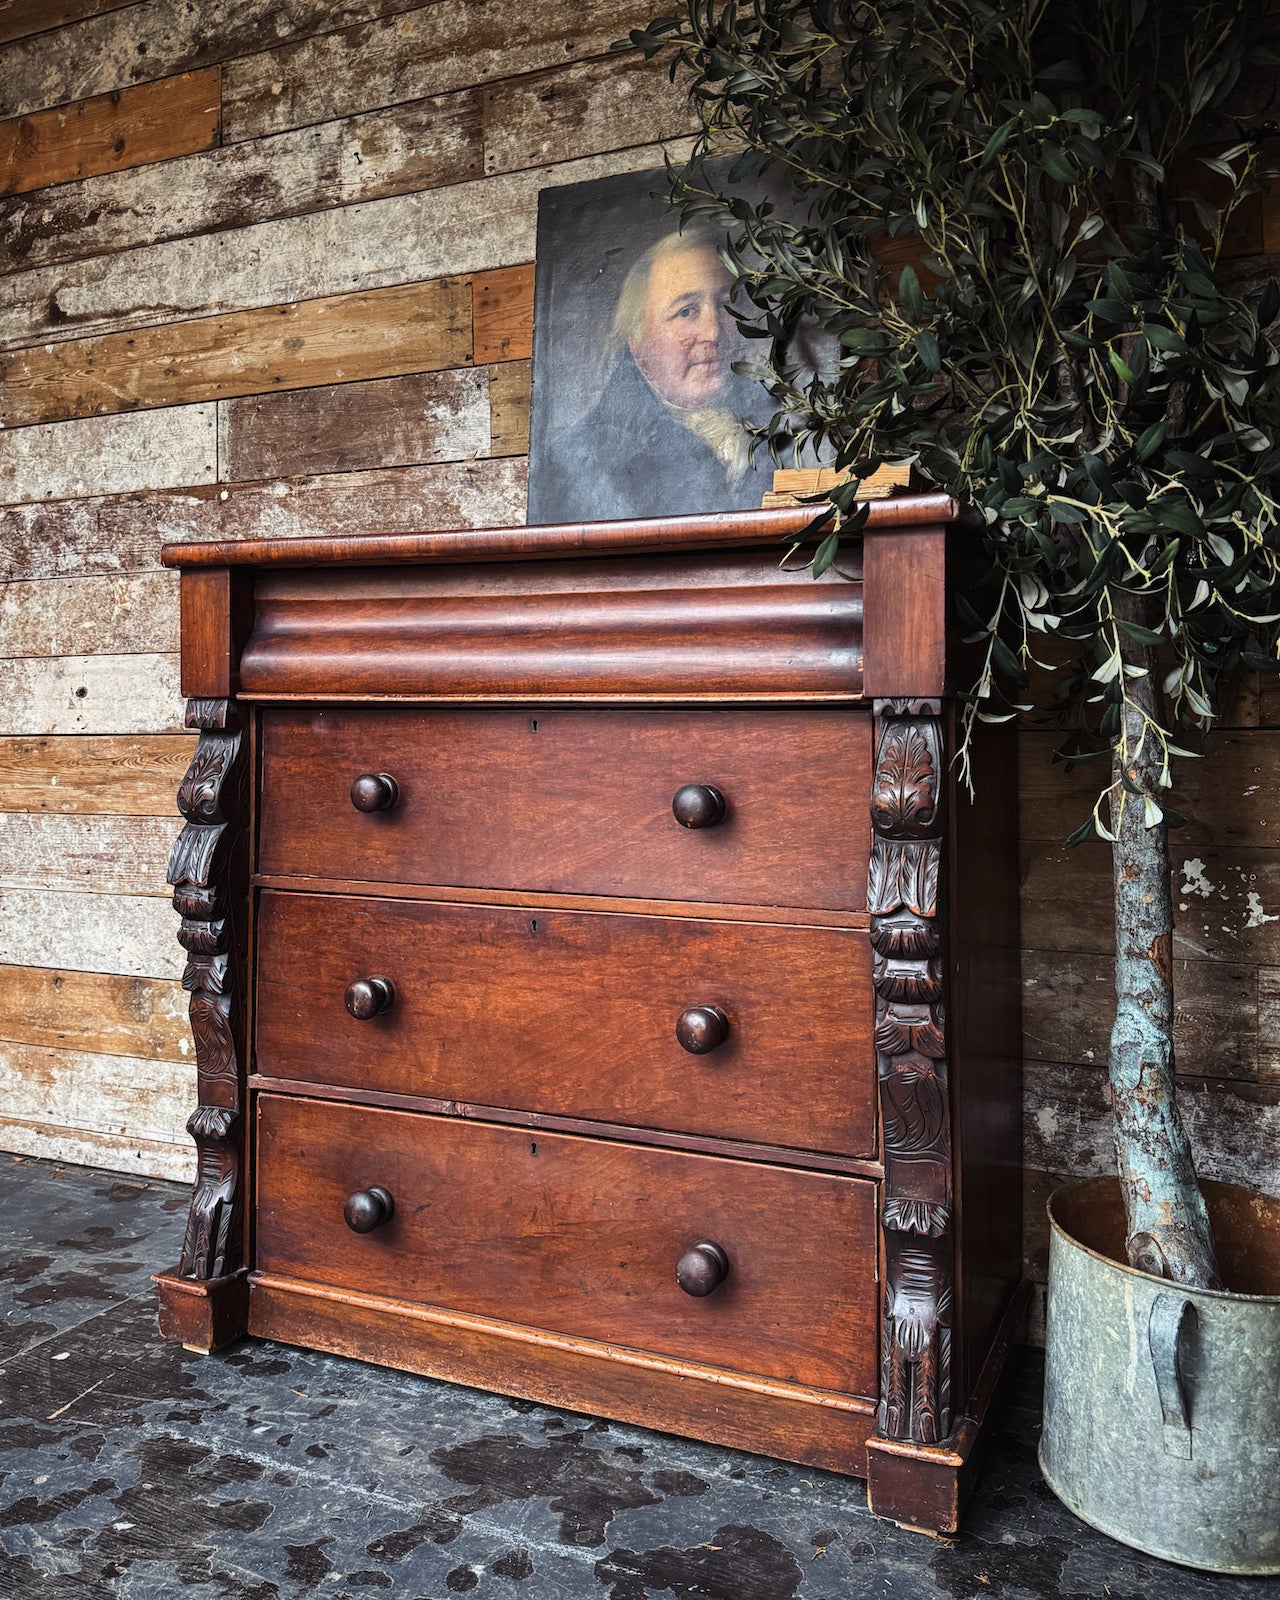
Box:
<box><xmin>622</xmin><ymin>0</ymin><xmax>1280</xmax><ymax>1285</ymax></box>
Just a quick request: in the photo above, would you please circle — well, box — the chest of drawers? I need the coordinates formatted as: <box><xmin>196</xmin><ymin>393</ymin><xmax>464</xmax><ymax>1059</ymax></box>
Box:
<box><xmin>154</xmin><ymin>500</ymin><xmax>1025</xmax><ymax>1534</ymax></box>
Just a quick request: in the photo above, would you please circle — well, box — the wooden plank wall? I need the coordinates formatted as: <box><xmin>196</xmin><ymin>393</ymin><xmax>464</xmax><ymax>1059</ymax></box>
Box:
<box><xmin>0</xmin><ymin>2</ymin><xmax>1277</xmax><ymax>1317</ymax></box>
<box><xmin>0</xmin><ymin>0</ymin><xmax>693</xmax><ymax>1178</ymax></box>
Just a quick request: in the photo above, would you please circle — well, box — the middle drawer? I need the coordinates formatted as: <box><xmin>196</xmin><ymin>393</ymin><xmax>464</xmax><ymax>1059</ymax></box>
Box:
<box><xmin>254</xmin><ymin>891</ymin><xmax>875</xmax><ymax>1158</ymax></box>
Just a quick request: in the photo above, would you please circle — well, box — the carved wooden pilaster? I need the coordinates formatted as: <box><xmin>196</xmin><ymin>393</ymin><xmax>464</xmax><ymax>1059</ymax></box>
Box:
<box><xmin>168</xmin><ymin>697</ymin><xmax>249</xmax><ymax>1281</ymax></box>
<box><xmin>870</xmin><ymin>698</ymin><xmax>953</xmax><ymax>1445</ymax></box>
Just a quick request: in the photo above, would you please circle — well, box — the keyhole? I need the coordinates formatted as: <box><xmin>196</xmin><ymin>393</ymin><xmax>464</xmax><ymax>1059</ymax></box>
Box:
<box><xmin>529</xmin><ymin>718</ymin><xmax>539</xmax><ymax>732</ymax></box>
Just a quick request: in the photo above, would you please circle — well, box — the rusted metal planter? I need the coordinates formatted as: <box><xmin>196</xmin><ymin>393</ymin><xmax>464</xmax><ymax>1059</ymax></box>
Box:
<box><xmin>1041</xmin><ymin>1176</ymin><xmax>1280</xmax><ymax>1573</ymax></box>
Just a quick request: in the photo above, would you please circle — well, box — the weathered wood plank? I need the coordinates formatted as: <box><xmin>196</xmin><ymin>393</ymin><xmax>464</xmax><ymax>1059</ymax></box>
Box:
<box><xmin>487</xmin><ymin>361</ymin><xmax>530</xmax><ymax>458</ymax></box>
<box><xmin>0</xmin><ymin>1112</ymin><xmax>195</xmax><ymax>1181</ymax></box>
<box><xmin>0</xmin><ymin>813</ymin><xmax>177</xmax><ymax>895</ymax></box>
<box><xmin>1260</xmin><ymin>967</ymin><xmax>1280</xmax><ymax>1086</ymax></box>
<box><xmin>1</xmin><ymin>86</ymin><xmax>484</xmax><ymax>273</ymax></box>
<box><xmin>0</xmin><ymin>405</ymin><xmax>215</xmax><ymax>505</ymax></box>
<box><xmin>483</xmin><ymin>52</ymin><xmax>697</xmax><ymax>177</ymax></box>
<box><xmin>472</xmin><ymin>264</ymin><xmax>533</xmax><ymax>363</ymax></box>
<box><xmin>0</xmin><ymin>457</ymin><xmax>527</xmax><ymax>582</ymax></box>
<box><xmin>0</xmin><ymin>886</ymin><xmax>181</xmax><ymax>977</ymax></box>
<box><xmin>0</xmin><ymin>0</ymin><xmax>139</xmax><ymax>48</ymax></box>
<box><xmin>1020</xmin><ymin>727</ymin><xmax>1280</xmax><ymax>849</ymax></box>
<box><xmin>223</xmin><ymin>0</ymin><xmax>659</xmax><ymax>143</ymax></box>
<box><xmin>219</xmin><ymin>365</ymin><xmax>489</xmax><ymax>483</ymax></box>
<box><xmin>0</xmin><ymin>653</ymin><xmax>182</xmax><ymax>735</ymax></box>
<box><xmin>0</xmin><ymin>67</ymin><xmax>219</xmax><ymax>200</ymax></box>
<box><xmin>0</xmin><ymin>143</ymin><xmax>681</xmax><ymax>348</ymax></box>
<box><xmin>0</xmin><ymin>571</ymin><xmax>177</xmax><ymax>656</ymax></box>
<box><xmin>1021</xmin><ymin>947</ymin><xmax>1258</xmax><ymax>1081</ymax></box>
<box><xmin>1024</xmin><ymin>1061</ymin><xmax>1280</xmax><ymax>1198</ymax></box>
<box><xmin>0</xmin><ymin>1041</ymin><xmax>192</xmax><ymax>1150</ymax></box>
<box><xmin>0</xmin><ymin>734</ymin><xmax>193</xmax><ymax>815</ymax></box>
<box><xmin>1022</xmin><ymin>841</ymin><xmax>1280</xmax><ymax>965</ymax></box>
<box><xmin>0</xmin><ymin>280</ymin><xmax>472</xmax><ymax>429</ymax></box>
<box><xmin>0</xmin><ymin>963</ymin><xmax>189</xmax><ymax>1062</ymax></box>
<box><xmin>0</xmin><ymin>0</ymin><xmax>420</xmax><ymax>120</ymax></box>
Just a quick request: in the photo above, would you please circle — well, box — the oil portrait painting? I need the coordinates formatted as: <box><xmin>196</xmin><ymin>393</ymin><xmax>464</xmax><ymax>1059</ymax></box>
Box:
<box><xmin>526</xmin><ymin>166</ymin><xmax>787</xmax><ymax>524</ymax></box>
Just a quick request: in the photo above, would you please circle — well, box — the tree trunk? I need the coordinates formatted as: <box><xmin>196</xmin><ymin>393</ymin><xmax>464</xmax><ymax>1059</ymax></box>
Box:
<box><xmin>1108</xmin><ymin>616</ymin><xmax>1221</xmax><ymax>1289</ymax></box>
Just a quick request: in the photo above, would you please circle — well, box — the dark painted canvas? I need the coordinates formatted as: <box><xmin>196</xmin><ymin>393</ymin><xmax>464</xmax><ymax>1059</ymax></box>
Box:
<box><xmin>526</xmin><ymin>165</ymin><xmax>785</xmax><ymax>525</ymax></box>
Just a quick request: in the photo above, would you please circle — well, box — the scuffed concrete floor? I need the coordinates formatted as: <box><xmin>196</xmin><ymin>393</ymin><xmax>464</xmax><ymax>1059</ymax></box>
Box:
<box><xmin>2</xmin><ymin>1154</ymin><xmax>1277</xmax><ymax>1600</ymax></box>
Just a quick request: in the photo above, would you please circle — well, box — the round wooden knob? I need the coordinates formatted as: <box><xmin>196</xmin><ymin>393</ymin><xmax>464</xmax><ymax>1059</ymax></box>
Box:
<box><xmin>344</xmin><ymin>976</ymin><xmax>395</xmax><ymax>1020</ymax></box>
<box><xmin>350</xmin><ymin>772</ymin><xmax>399</xmax><ymax>813</ymax></box>
<box><xmin>676</xmin><ymin>1005</ymin><xmax>729</xmax><ymax>1054</ymax></box>
<box><xmin>672</xmin><ymin>784</ymin><xmax>726</xmax><ymax>829</ymax></box>
<box><xmin>676</xmin><ymin>1241</ymin><xmax>730</xmax><ymax>1297</ymax></box>
<box><xmin>344</xmin><ymin>1185</ymin><xmax>395</xmax><ymax>1234</ymax></box>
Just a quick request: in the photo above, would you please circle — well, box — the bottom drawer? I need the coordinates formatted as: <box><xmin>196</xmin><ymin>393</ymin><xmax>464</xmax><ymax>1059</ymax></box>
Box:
<box><xmin>255</xmin><ymin>1094</ymin><xmax>878</xmax><ymax>1397</ymax></box>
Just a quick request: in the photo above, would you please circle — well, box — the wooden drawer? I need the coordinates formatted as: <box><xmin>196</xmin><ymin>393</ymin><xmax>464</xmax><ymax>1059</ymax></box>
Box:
<box><xmin>254</xmin><ymin>891</ymin><xmax>875</xmax><ymax>1157</ymax></box>
<box><xmin>257</xmin><ymin>705</ymin><xmax>871</xmax><ymax>911</ymax></box>
<box><xmin>255</xmin><ymin>1093</ymin><xmax>879</xmax><ymax>1395</ymax></box>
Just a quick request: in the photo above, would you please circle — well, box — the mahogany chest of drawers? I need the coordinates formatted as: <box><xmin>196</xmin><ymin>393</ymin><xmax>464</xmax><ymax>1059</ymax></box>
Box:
<box><xmin>154</xmin><ymin>500</ymin><xmax>1025</xmax><ymax>1534</ymax></box>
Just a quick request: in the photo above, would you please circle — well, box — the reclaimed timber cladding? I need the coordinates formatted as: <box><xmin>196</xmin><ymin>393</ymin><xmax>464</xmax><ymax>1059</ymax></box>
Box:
<box><xmin>0</xmin><ymin>0</ymin><xmax>685</xmax><ymax>1178</ymax></box>
<box><xmin>0</xmin><ymin>0</ymin><xmax>1276</xmax><ymax>1319</ymax></box>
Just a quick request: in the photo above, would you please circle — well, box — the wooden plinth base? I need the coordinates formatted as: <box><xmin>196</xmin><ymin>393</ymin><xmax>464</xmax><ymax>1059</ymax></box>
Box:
<box><xmin>247</xmin><ymin>1271</ymin><xmax>876</xmax><ymax>1476</ymax></box>
<box><xmin>154</xmin><ymin>1266</ymin><xmax>250</xmax><ymax>1353</ymax></box>
<box><xmin>865</xmin><ymin>1280</ymin><xmax>1032</xmax><ymax>1534</ymax></box>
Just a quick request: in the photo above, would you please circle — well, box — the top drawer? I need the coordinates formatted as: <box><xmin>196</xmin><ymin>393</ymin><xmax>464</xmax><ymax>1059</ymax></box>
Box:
<box><xmin>258</xmin><ymin>705</ymin><xmax>871</xmax><ymax>911</ymax></box>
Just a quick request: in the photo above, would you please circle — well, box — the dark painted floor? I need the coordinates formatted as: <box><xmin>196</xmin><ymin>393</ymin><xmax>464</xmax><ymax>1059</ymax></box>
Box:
<box><xmin>1</xmin><ymin>1153</ymin><xmax>1276</xmax><ymax>1600</ymax></box>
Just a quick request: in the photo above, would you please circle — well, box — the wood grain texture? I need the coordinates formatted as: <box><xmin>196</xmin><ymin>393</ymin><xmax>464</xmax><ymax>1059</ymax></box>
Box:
<box><xmin>0</xmin><ymin>571</ymin><xmax>177</xmax><ymax>657</ymax></box>
<box><xmin>223</xmin><ymin>0</ymin><xmax>661</xmax><ymax>142</ymax></box>
<box><xmin>169</xmin><ymin>499</ymin><xmax>952</xmax><ymax>572</ymax></box>
<box><xmin>1</xmin><ymin>86</ymin><xmax>483</xmax><ymax>273</ymax></box>
<box><xmin>0</xmin><ymin>67</ymin><xmax>219</xmax><ymax>199</ymax></box>
<box><xmin>0</xmin><ymin>0</ymin><xmax>139</xmax><ymax>48</ymax></box>
<box><xmin>240</xmin><ymin>561</ymin><xmax>863</xmax><ymax>698</ymax></box>
<box><xmin>257</xmin><ymin>704</ymin><xmax>872</xmax><ymax>910</ymax></box>
<box><xmin>0</xmin><ymin>1112</ymin><xmax>194</xmax><ymax>1179</ymax></box>
<box><xmin>0</xmin><ymin>653</ymin><xmax>182</xmax><ymax>735</ymax></box>
<box><xmin>1019</xmin><ymin>727</ymin><xmax>1280</xmax><ymax>848</ymax></box>
<box><xmin>0</xmin><ymin>812</ymin><xmax>177</xmax><ymax>894</ymax></box>
<box><xmin>255</xmin><ymin>891</ymin><xmax>876</xmax><ymax>1155</ymax></box>
<box><xmin>1022</xmin><ymin>840</ymin><xmax>1280</xmax><ymax>965</ymax></box>
<box><xmin>0</xmin><ymin>143</ymin><xmax>680</xmax><ymax>348</ymax></box>
<box><xmin>1024</xmin><ymin>1061</ymin><xmax>1280</xmax><ymax>1197</ymax></box>
<box><xmin>0</xmin><ymin>1039</ymin><xmax>191</xmax><ymax>1145</ymax></box>
<box><xmin>0</xmin><ymin>405</ymin><xmax>216</xmax><ymax>505</ymax></box>
<box><xmin>1021</xmin><ymin>948</ymin><xmax>1259</xmax><ymax>1081</ymax></box>
<box><xmin>488</xmin><ymin>361</ymin><xmax>530</xmax><ymax>456</ymax></box>
<box><xmin>0</xmin><ymin>458</ymin><xmax>527</xmax><ymax>583</ymax></box>
<box><xmin>0</xmin><ymin>734</ymin><xmax>195</xmax><ymax>814</ymax></box>
<box><xmin>0</xmin><ymin>279</ymin><xmax>472</xmax><ymax>429</ymax></box>
<box><xmin>0</xmin><ymin>886</ymin><xmax>182</xmax><ymax>977</ymax></box>
<box><xmin>1260</xmin><ymin>967</ymin><xmax>1280</xmax><ymax>1085</ymax></box>
<box><xmin>256</xmin><ymin>1093</ymin><xmax>879</xmax><ymax>1395</ymax></box>
<box><xmin>483</xmin><ymin>52</ymin><xmax>697</xmax><ymax>176</ymax></box>
<box><xmin>472</xmin><ymin>264</ymin><xmax>533</xmax><ymax>362</ymax></box>
<box><xmin>0</xmin><ymin>963</ymin><xmax>189</xmax><ymax>1060</ymax></box>
<box><xmin>219</xmin><ymin>366</ymin><xmax>490</xmax><ymax>482</ymax></box>
<box><xmin>0</xmin><ymin>0</ymin><xmax>421</xmax><ymax>120</ymax></box>
<box><xmin>248</xmin><ymin>1275</ymin><xmax>874</xmax><ymax>1475</ymax></box>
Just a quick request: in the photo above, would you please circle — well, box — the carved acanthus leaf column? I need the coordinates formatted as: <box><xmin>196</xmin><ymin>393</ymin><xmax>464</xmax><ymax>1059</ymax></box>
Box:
<box><xmin>167</xmin><ymin>697</ymin><xmax>250</xmax><ymax>1282</ymax></box>
<box><xmin>869</xmin><ymin>698</ymin><xmax>953</xmax><ymax>1445</ymax></box>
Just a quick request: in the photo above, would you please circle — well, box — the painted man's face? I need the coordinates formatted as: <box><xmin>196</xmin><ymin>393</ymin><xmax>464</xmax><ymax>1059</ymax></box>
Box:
<box><xmin>628</xmin><ymin>246</ymin><xmax>737</xmax><ymax>409</ymax></box>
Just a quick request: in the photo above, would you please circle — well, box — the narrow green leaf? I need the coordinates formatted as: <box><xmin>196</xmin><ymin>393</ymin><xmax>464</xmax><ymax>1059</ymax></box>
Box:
<box><xmin>898</xmin><ymin>263</ymin><xmax>924</xmax><ymax>319</ymax></box>
<box><xmin>1134</xmin><ymin>419</ymin><xmax>1166</xmax><ymax>461</ymax></box>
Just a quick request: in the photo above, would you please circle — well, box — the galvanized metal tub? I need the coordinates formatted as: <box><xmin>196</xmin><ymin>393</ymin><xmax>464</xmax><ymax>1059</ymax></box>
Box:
<box><xmin>1041</xmin><ymin>1176</ymin><xmax>1280</xmax><ymax>1573</ymax></box>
